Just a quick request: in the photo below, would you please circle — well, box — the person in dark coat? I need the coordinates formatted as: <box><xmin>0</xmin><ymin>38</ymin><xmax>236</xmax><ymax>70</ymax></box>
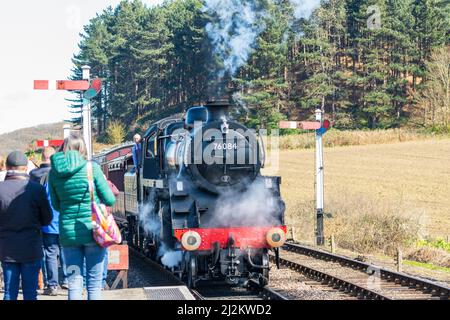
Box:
<box><xmin>30</xmin><ymin>147</ymin><xmax>68</xmax><ymax>295</ymax></box>
<box><xmin>0</xmin><ymin>151</ymin><xmax>53</xmax><ymax>300</ymax></box>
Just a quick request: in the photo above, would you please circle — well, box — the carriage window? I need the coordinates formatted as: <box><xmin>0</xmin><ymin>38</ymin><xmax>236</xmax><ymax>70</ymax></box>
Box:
<box><xmin>146</xmin><ymin>133</ymin><xmax>156</xmax><ymax>158</ymax></box>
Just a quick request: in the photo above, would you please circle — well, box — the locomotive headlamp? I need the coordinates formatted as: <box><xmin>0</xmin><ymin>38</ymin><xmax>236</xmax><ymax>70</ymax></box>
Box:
<box><xmin>181</xmin><ymin>231</ymin><xmax>202</xmax><ymax>251</ymax></box>
<box><xmin>266</xmin><ymin>228</ymin><xmax>286</xmax><ymax>248</ymax></box>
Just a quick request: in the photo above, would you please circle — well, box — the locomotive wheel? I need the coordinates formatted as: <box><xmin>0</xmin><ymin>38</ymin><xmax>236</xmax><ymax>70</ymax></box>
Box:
<box><xmin>186</xmin><ymin>253</ymin><xmax>198</xmax><ymax>289</ymax></box>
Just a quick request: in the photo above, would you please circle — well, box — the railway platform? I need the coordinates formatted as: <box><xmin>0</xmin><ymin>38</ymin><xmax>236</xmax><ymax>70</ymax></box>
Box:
<box><xmin>0</xmin><ymin>285</ymin><xmax>196</xmax><ymax>300</ymax></box>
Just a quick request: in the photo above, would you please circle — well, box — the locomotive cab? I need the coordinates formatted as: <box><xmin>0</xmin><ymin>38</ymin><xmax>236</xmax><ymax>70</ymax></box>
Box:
<box><xmin>142</xmin><ymin>126</ymin><xmax>160</xmax><ymax>181</ymax></box>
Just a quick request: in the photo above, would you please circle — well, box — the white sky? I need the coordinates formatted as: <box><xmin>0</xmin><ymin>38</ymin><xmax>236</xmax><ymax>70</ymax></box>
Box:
<box><xmin>0</xmin><ymin>0</ymin><xmax>164</xmax><ymax>134</ymax></box>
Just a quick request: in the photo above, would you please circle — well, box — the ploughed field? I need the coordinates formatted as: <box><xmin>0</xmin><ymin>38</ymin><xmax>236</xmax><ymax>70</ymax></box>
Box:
<box><xmin>263</xmin><ymin>138</ymin><xmax>450</xmax><ymax>241</ymax></box>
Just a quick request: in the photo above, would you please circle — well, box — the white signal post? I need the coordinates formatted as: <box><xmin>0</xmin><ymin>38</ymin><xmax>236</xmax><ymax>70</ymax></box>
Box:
<box><xmin>63</xmin><ymin>124</ymin><xmax>71</xmax><ymax>139</ymax></box>
<box><xmin>315</xmin><ymin>109</ymin><xmax>325</xmax><ymax>246</ymax></box>
<box><xmin>82</xmin><ymin>65</ymin><xmax>93</xmax><ymax>160</ymax></box>
<box><xmin>280</xmin><ymin>111</ymin><xmax>328</xmax><ymax>246</ymax></box>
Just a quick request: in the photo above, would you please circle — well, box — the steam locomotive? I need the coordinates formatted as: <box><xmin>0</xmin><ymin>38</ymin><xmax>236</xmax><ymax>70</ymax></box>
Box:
<box><xmin>94</xmin><ymin>100</ymin><xmax>286</xmax><ymax>288</ymax></box>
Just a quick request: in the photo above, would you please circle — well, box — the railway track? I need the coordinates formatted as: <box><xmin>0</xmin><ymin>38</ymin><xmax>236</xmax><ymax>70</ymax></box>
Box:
<box><xmin>129</xmin><ymin>247</ymin><xmax>289</xmax><ymax>300</ymax></box>
<box><xmin>192</xmin><ymin>280</ymin><xmax>288</xmax><ymax>301</ymax></box>
<box><xmin>271</xmin><ymin>242</ymin><xmax>449</xmax><ymax>300</ymax></box>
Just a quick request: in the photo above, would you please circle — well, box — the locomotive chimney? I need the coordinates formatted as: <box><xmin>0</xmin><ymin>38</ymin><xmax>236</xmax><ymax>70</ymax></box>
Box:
<box><xmin>205</xmin><ymin>100</ymin><xmax>230</xmax><ymax>122</ymax></box>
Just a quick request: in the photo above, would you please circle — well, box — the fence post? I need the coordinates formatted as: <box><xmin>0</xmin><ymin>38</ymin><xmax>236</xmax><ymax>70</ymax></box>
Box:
<box><xmin>290</xmin><ymin>226</ymin><xmax>297</xmax><ymax>243</ymax></box>
<box><xmin>330</xmin><ymin>235</ymin><xmax>336</xmax><ymax>253</ymax></box>
<box><xmin>397</xmin><ymin>248</ymin><xmax>403</xmax><ymax>272</ymax></box>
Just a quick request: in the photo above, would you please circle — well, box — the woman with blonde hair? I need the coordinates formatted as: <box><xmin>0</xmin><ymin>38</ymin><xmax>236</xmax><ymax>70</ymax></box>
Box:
<box><xmin>0</xmin><ymin>156</ymin><xmax>6</xmax><ymax>181</ymax></box>
<box><xmin>48</xmin><ymin>133</ymin><xmax>116</xmax><ymax>300</ymax></box>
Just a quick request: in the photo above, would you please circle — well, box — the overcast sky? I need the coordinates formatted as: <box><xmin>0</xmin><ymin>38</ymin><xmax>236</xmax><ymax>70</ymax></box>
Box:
<box><xmin>0</xmin><ymin>0</ymin><xmax>164</xmax><ymax>134</ymax></box>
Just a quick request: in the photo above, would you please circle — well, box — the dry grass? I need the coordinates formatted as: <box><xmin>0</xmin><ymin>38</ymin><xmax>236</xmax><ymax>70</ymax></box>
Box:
<box><xmin>406</xmin><ymin>247</ymin><xmax>450</xmax><ymax>268</ymax></box>
<box><xmin>285</xmin><ymin>193</ymin><xmax>421</xmax><ymax>256</ymax></box>
<box><xmin>264</xmin><ymin>139</ymin><xmax>450</xmax><ymax>256</ymax></box>
<box><xmin>325</xmin><ymin>194</ymin><xmax>420</xmax><ymax>255</ymax></box>
<box><xmin>279</xmin><ymin>129</ymin><xmax>446</xmax><ymax>150</ymax></box>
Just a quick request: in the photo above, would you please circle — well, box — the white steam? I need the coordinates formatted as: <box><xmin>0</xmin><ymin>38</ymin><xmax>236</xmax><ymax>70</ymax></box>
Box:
<box><xmin>139</xmin><ymin>201</ymin><xmax>161</xmax><ymax>235</ymax></box>
<box><xmin>139</xmin><ymin>198</ymin><xmax>183</xmax><ymax>269</ymax></box>
<box><xmin>289</xmin><ymin>0</ymin><xmax>321</xmax><ymax>20</ymax></box>
<box><xmin>204</xmin><ymin>179</ymin><xmax>282</xmax><ymax>228</ymax></box>
<box><xmin>203</xmin><ymin>0</ymin><xmax>268</xmax><ymax>77</ymax></box>
<box><xmin>158</xmin><ymin>243</ymin><xmax>183</xmax><ymax>269</ymax></box>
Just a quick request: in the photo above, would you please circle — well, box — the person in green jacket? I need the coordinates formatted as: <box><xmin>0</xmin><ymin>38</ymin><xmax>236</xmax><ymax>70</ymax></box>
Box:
<box><xmin>48</xmin><ymin>133</ymin><xmax>116</xmax><ymax>300</ymax></box>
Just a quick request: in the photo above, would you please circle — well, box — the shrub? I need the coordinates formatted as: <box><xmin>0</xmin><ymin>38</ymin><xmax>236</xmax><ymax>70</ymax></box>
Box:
<box><xmin>106</xmin><ymin>121</ymin><xmax>126</xmax><ymax>145</ymax></box>
<box><xmin>282</xmin><ymin>191</ymin><xmax>423</xmax><ymax>255</ymax></box>
<box><xmin>406</xmin><ymin>247</ymin><xmax>450</xmax><ymax>268</ymax></box>
<box><xmin>325</xmin><ymin>194</ymin><xmax>421</xmax><ymax>256</ymax></box>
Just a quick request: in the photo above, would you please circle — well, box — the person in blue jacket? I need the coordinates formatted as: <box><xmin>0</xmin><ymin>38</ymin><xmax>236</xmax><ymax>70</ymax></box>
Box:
<box><xmin>30</xmin><ymin>147</ymin><xmax>68</xmax><ymax>295</ymax></box>
<box><xmin>132</xmin><ymin>134</ymin><xmax>142</xmax><ymax>173</ymax></box>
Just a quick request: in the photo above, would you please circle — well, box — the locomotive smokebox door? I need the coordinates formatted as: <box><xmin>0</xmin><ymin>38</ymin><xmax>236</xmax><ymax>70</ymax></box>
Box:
<box><xmin>143</xmin><ymin>127</ymin><xmax>160</xmax><ymax>180</ymax></box>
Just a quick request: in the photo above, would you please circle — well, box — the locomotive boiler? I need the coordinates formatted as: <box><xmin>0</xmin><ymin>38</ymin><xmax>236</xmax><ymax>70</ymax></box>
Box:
<box><xmin>96</xmin><ymin>100</ymin><xmax>286</xmax><ymax>288</ymax></box>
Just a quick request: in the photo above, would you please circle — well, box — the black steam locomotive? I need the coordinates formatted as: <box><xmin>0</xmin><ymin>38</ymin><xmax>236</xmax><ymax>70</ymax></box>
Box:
<box><xmin>95</xmin><ymin>100</ymin><xmax>286</xmax><ymax>288</ymax></box>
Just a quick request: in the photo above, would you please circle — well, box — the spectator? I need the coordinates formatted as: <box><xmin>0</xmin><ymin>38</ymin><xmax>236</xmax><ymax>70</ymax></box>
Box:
<box><xmin>132</xmin><ymin>134</ymin><xmax>142</xmax><ymax>173</ymax></box>
<box><xmin>0</xmin><ymin>156</ymin><xmax>5</xmax><ymax>289</ymax></box>
<box><xmin>48</xmin><ymin>134</ymin><xmax>116</xmax><ymax>300</ymax></box>
<box><xmin>0</xmin><ymin>151</ymin><xmax>53</xmax><ymax>300</ymax></box>
<box><xmin>0</xmin><ymin>156</ymin><xmax>6</xmax><ymax>181</ymax></box>
<box><xmin>30</xmin><ymin>147</ymin><xmax>69</xmax><ymax>296</ymax></box>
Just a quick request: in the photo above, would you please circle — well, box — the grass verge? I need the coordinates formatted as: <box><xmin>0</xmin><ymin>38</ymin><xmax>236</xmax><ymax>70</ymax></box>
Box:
<box><xmin>404</xmin><ymin>260</ymin><xmax>450</xmax><ymax>273</ymax></box>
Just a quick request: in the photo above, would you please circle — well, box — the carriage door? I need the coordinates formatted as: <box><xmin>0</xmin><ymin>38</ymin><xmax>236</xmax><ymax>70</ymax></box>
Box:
<box><xmin>143</xmin><ymin>130</ymin><xmax>159</xmax><ymax>181</ymax></box>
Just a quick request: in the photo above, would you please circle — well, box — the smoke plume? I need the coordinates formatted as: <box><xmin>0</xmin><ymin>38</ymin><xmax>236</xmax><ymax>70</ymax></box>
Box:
<box><xmin>203</xmin><ymin>0</ymin><xmax>268</xmax><ymax>78</ymax></box>
<box><xmin>288</xmin><ymin>0</ymin><xmax>321</xmax><ymax>20</ymax></box>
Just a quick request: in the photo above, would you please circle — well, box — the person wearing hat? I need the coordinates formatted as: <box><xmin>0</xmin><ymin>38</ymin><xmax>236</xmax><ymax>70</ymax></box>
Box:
<box><xmin>0</xmin><ymin>151</ymin><xmax>53</xmax><ymax>300</ymax></box>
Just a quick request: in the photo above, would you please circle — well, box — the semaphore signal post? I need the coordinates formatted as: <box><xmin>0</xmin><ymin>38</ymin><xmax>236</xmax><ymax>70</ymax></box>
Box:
<box><xmin>34</xmin><ymin>65</ymin><xmax>101</xmax><ymax>160</ymax></box>
<box><xmin>279</xmin><ymin>109</ymin><xmax>330</xmax><ymax>246</ymax></box>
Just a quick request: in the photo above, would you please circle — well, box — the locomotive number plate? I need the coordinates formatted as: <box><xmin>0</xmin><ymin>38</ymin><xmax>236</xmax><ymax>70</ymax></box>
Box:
<box><xmin>214</xmin><ymin>143</ymin><xmax>238</xmax><ymax>150</ymax></box>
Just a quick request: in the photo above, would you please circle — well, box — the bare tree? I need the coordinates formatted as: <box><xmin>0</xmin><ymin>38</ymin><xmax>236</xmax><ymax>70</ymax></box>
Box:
<box><xmin>415</xmin><ymin>46</ymin><xmax>450</xmax><ymax>129</ymax></box>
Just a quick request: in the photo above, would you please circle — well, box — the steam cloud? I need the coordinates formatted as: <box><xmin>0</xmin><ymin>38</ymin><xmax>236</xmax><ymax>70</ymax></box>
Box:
<box><xmin>158</xmin><ymin>243</ymin><xmax>183</xmax><ymax>269</ymax></box>
<box><xmin>203</xmin><ymin>179</ymin><xmax>282</xmax><ymax>228</ymax></box>
<box><xmin>139</xmin><ymin>197</ymin><xmax>183</xmax><ymax>269</ymax></box>
<box><xmin>203</xmin><ymin>0</ymin><xmax>268</xmax><ymax>78</ymax></box>
<box><xmin>203</xmin><ymin>0</ymin><xmax>321</xmax><ymax>79</ymax></box>
<box><xmin>288</xmin><ymin>0</ymin><xmax>321</xmax><ymax>20</ymax></box>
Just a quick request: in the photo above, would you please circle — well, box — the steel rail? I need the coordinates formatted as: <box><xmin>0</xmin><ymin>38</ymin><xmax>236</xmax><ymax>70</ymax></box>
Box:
<box><xmin>269</xmin><ymin>255</ymin><xmax>391</xmax><ymax>300</ymax></box>
<box><xmin>247</xmin><ymin>280</ymin><xmax>290</xmax><ymax>300</ymax></box>
<box><xmin>283</xmin><ymin>242</ymin><xmax>449</xmax><ymax>300</ymax></box>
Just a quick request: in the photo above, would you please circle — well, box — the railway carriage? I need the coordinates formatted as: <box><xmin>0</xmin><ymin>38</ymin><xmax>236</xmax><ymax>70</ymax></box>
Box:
<box><xmin>94</xmin><ymin>100</ymin><xmax>286</xmax><ymax>288</ymax></box>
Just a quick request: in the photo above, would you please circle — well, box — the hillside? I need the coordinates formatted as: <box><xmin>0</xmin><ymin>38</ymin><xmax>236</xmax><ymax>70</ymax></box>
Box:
<box><xmin>0</xmin><ymin>122</ymin><xmax>66</xmax><ymax>156</ymax></box>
